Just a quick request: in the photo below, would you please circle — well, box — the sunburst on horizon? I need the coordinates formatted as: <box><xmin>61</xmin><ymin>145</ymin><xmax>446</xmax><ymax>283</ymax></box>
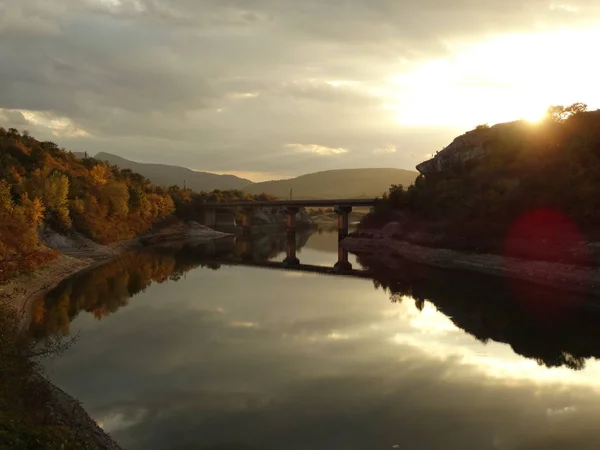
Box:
<box><xmin>385</xmin><ymin>25</ymin><xmax>600</xmax><ymax>129</ymax></box>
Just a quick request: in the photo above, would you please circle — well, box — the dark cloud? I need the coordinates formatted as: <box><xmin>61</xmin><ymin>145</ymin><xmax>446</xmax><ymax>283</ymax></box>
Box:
<box><xmin>83</xmin><ymin>0</ymin><xmax>600</xmax><ymax>46</ymax></box>
<box><xmin>0</xmin><ymin>0</ymin><xmax>65</xmax><ymax>36</ymax></box>
<box><xmin>0</xmin><ymin>19</ymin><xmax>215</xmax><ymax>124</ymax></box>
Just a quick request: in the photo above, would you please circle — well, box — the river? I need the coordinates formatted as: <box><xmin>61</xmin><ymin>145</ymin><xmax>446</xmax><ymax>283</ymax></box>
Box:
<box><xmin>31</xmin><ymin>228</ymin><xmax>600</xmax><ymax>450</ymax></box>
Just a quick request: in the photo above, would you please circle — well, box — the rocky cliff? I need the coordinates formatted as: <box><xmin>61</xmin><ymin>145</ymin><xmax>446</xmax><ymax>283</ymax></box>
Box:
<box><xmin>416</xmin><ymin>120</ymin><xmax>526</xmax><ymax>175</ymax></box>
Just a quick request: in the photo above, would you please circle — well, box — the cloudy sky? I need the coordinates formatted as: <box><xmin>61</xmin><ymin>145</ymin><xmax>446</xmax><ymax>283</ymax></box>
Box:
<box><xmin>2</xmin><ymin>0</ymin><xmax>600</xmax><ymax>180</ymax></box>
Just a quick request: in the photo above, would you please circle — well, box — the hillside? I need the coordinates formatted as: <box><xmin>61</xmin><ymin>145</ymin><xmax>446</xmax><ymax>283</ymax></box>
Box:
<box><xmin>243</xmin><ymin>168</ymin><xmax>419</xmax><ymax>199</ymax></box>
<box><xmin>0</xmin><ymin>128</ymin><xmax>274</xmax><ymax>282</ymax></box>
<box><xmin>95</xmin><ymin>152</ymin><xmax>252</xmax><ymax>192</ymax></box>
<box><xmin>361</xmin><ymin>104</ymin><xmax>600</xmax><ymax>261</ymax></box>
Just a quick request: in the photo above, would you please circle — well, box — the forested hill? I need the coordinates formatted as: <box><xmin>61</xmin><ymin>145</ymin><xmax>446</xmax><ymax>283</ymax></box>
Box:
<box><xmin>0</xmin><ymin>128</ymin><xmax>273</xmax><ymax>282</ymax></box>
<box><xmin>95</xmin><ymin>152</ymin><xmax>252</xmax><ymax>191</ymax></box>
<box><xmin>243</xmin><ymin>168</ymin><xmax>419</xmax><ymax>199</ymax></box>
<box><xmin>362</xmin><ymin>104</ymin><xmax>600</xmax><ymax>257</ymax></box>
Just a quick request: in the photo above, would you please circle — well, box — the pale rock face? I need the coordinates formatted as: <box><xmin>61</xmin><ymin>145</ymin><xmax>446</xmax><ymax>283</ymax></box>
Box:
<box><xmin>252</xmin><ymin>208</ymin><xmax>274</xmax><ymax>225</ymax></box>
<box><xmin>416</xmin><ymin>120</ymin><xmax>525</xmax><ymax>175</ymax></box>
<box><xmin>296</xmin><ymin>209</ymin><xmax>313</xmax><ymax>226</ymax></box>
<box><xmin>251</xmin><ymin>207</ymin><xmax>313</xmax><ymax>226</ymax></box>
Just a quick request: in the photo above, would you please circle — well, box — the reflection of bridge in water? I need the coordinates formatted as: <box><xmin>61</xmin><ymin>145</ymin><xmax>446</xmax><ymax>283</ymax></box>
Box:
<box><xmin>200</xmin><ymin>229</ymin><xmax>369</xmax><ymax>278</ymax></box>
<box><xmin>201</xmin><ymin>257</ymin><xmax>372</xmax><ymax>279</ymax></box>
<box><xmin>200</xmin><ymin>234</ymin><xmax>600</xmax><ymax>371</ymax></box>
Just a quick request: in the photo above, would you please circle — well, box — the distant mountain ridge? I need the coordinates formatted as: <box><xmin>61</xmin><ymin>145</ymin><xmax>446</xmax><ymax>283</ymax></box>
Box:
<box><xmin>94</xmin><ymin>153</ymin><xmax>418</xmax><ymax>199</ymax></box>
<box><xmin>242</xmin><ymin>168</ymin><xmax>419</xmax><ymax>199</ymax></box>
<box><xmin>94</xmin><ymin>152</ymin><xmax>253</xmax><ymax>192</ymax></box>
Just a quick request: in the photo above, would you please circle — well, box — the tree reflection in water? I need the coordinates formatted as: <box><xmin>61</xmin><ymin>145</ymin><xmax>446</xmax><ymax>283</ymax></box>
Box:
<box><xmin>357</xmin><ymin>253</ymin><xmax>599</xmax><ymax>371</ymax></box>
<box><xmin>29</xmin><ymin>245</ymin><xmax>225</xmax><ymax>339</ymax></box>
<box><xmin>29</xmin><ymin>231</ymin><xmax>313</xmax><ymax>340</ymax></box>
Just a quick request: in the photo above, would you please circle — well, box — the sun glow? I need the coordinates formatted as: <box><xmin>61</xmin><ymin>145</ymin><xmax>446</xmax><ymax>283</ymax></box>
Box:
<box><xmin>386</xmin><ymin>26</ymin><xmax>600</xmax><ymax>127</ymax></box>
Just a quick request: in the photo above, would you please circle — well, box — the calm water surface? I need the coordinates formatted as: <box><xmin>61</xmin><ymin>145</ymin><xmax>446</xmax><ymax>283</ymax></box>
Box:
<box><xmin>32</xmin><ymin>229</ymin><xmax>600</xmax><ymax>450</ymax></box>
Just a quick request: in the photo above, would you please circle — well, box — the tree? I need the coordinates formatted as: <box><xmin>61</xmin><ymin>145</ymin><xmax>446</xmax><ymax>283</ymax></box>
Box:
<box><xmin>546</xmin><ymin>103</ymin><xmax>588</xmax><ymax>122</ymax></box>
<box><xmin>102</xmin><ymin>180</ymin><xmax>130</xmax><ymax>218</ymax></box>
<box><xmin>128</xmin><ymin>185</ymin><xmax>149</xmax><ymax>215</ymax></box>
<box><xmin>0</xmin><ymin>180</ymin><xmax>14</xmax><ymax>214</ymax></box>
<box><xmin>90</xmin><ymin>164</ymin><xmax>110</xmax><ymax>186</ymax></box>
<box><xmin>0</xmin><ymin>181</ymin><xmax>51</xmax><ymax>281</ymax></box>
<box><xmin>24</xmin><ymin>169</ymin><xmax>71</xmax><ymax>229</ymax></box>
<box><xmin>20</xmin><ymin>193</ymin><xmax>45</xmax><ymax>226</ymax></box>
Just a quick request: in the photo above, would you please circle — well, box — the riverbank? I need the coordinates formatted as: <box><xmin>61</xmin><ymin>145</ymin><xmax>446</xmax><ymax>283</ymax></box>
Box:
<box><xmin>343</xmin><ymin>226</ymin><xmax>600</xmax><ymax>296</ymax></box>
<box><xmin>1</xmin><ymin>222</ymin><xmax>230</xmax><ymax>450</ymax></box>
<box><xmin>3</xmin><ymin>222</ymin><xmax>231</xmax><ymax>321</ymax></box>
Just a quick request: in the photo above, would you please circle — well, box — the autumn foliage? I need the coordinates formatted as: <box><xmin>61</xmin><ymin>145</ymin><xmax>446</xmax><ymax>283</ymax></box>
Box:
<box><xmin>0</xmin><ymin>127</ymin><xmax>275</xmax><ymax>282</ymax></box>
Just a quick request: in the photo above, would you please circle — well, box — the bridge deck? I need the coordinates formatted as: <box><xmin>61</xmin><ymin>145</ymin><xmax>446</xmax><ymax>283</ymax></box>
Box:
<box><xmin>202</xmin><ymin>199</ymin><xmax>377</xmax><ymax>208</ymax></box>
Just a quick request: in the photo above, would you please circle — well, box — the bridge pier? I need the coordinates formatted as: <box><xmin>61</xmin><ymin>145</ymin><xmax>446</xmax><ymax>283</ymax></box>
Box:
<box><xmin>204</xmin><ymin>208</ymin><xmax>217</xmax><ymax>229</ymax></box>
<box><xmin>240</xmin><ymin>237</ymin><xmax>254</xmax><ymax>262</ymax></box>
<box><xmin>241</xmin><ymin>208</ymin><xmax>252</xmax><ymax>237</ymax></box>
<box><xmin>285</xmin><ymin>207</ymin><xmax>299</xmax><ymax>232</ymax></box>
<box><xmin>335</xmin><ymin>205</ymin><xmax>352</xmax><ymax>242</ymax></box>
<box><xmin>334</xmin><ymin>247</ymin><xmax>353</xmax><ymax>272</ymax></box>
<box><xmin>283</xmin><ymin>230</ymin><xmax>300</xmax><ymax>266</ymax></box>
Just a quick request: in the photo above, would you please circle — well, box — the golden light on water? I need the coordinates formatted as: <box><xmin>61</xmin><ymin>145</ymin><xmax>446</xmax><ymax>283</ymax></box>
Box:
<box><xmin>386</xmin><ymin>26</ymin><xmax>600</xmax><ymax>127</ymax></box>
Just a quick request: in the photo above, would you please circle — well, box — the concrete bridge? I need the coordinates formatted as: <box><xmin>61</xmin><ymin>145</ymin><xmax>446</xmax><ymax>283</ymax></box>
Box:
<box><xmin>201</xmin><ymin>198</ymin><xmax>377</xmax><ymax>241</ymax></box>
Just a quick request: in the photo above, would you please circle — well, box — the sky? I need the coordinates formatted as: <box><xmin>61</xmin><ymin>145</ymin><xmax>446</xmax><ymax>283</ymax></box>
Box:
<box><xmin>2</xmin><ymin>0</ymin><xmax>600</xmax><ymax>181</ymax></box>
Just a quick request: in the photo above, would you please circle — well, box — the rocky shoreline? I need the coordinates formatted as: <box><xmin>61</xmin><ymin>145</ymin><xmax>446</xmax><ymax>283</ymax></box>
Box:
<box><xmin>2</xmin><ymin>223</ymin><xmax>230</xmax><ymax>450</ymax></box>
<box><xmin>342</xmin><ymin>227</ymin><xmax>600</xmax><ymax>297</ymax></box>
<box><xmin>40</xmin><ymin>376</ymin><xmax>126</xmax><ymax>450</ymax></box>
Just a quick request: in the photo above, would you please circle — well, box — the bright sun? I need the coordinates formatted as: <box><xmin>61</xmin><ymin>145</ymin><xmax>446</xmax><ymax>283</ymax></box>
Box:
<box><xmin>386</xmin><ymin>26</ymin><xmax>600</xmax><ymax>128</ymax></box>
<box><xmin>520</xmin><ymin>106</ymin><xmax>548</xmax><ymax>123</ymax></box>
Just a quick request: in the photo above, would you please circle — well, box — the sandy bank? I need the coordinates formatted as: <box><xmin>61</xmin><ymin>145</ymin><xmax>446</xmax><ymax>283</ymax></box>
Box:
<box><xmin>343</xmin><ymin>228</ymin><xmax>600</xmax><ymax>296</ymax></box>
<box><xmin>36</xmin><ymin>376</ymin><xmax>126</xmax><ymax>450</ymax></box>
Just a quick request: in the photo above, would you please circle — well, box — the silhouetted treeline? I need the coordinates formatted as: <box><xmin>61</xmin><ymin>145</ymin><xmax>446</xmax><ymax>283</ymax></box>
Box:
<box><xmin>363</xmin><ymin>104</ymin><xmax>600</xmax><ymax>254</ymax></box>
